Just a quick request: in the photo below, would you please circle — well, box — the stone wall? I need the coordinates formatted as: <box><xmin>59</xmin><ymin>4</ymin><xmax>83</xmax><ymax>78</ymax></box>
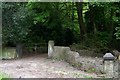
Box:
<box><xmin>1</xmin><ymin>47</ymin><xmax>17</xmax><ymax>59</ymax></box>
<box><xmin>47</xmin><ymin>41</ymin><xmax>104</xmax><ymax>74</ymax></box>
<box><xmin>48</xmin><ymin>41</ymin><xmax>119</xmax><ymax>78</ymax></box>
<box><xmin>0</xmin><ymin>47</ymin><xmax>1</xmax><ymax>59</ymax></box>
<box><xmin>53</xmin><ymin>46</ymin><xmax>70</xmax><ymax>60</ymax></box>
<box><xmin>77</xmin><ymin>56</ymin><xmax>103</xmax><ymax>73</ymax></box>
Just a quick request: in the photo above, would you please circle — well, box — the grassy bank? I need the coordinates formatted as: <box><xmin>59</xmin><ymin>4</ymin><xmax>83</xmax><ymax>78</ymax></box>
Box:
<box><xmin>0</xmin><ymin>72</ymin><xmax>10</xmax><ymax>79</ymax></box>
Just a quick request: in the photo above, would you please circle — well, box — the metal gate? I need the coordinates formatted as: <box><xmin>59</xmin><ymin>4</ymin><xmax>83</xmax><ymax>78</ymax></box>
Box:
<box><xmin>24</xmin><ymin>43</ymin><xmax>48</xmax><ymax>54</ymax></box>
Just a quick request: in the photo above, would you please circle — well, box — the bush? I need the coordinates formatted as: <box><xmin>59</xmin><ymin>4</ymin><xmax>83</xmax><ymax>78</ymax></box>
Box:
<box><xmin>70</xmin><ymin>32</ymin><xmax>112</xmax><ymax>57</ymax></box>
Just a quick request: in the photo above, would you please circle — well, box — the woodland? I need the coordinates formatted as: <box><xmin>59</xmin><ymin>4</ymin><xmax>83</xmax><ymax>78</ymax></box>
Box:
<box><xmin>2</xmin><ymin>2</ymin><xmax>120</xmax><ymax>56</ymax></box>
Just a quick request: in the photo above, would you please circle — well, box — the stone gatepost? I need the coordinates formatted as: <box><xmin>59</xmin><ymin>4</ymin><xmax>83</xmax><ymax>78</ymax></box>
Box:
<box><xmin>103</xmin><ymin>53</ymin><xmax>115</xmax><ymax>78</ymax></box>
<box><xmin>16</xmin><ymin>43</ymin><xmax>23</xmax><ymax>58</ymax></box>
<box><xmin>117</xmin><ymin>54</ymin><xmax>120</xmax><ymax>79</ymax></box>
<box><xmin>48</xmin><ymin>40</ymin><xmax>54</xmax><ymax>58</ymax></box>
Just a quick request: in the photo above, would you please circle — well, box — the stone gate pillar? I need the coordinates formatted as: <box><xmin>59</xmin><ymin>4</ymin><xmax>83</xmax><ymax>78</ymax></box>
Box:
<box><xmin>16</xmin><ymin>43</ymin><xmax>23</xmax><ymax>58</ymax></box>
<box><xmin>48</xmin><ymin>40</ymin><xmax>54</xmax><ymax>58</ymax></box>
<box><xmin>119</xmin><ymin>61</ymin><xmax>120</xmax><ymax>79</ymax></box>
<box><xmin>103</xmin><ymin>53</ymin><xmax>115</xmax><ymax>78</ymax></box>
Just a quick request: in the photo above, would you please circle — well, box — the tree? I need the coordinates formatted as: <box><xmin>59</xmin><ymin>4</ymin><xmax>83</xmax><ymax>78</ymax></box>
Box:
<box><xmin>75</xmin><ymin>2</ymin><xmax>86</xmax><ymax>41</ymax></box>
<box><xmin>114</xmin><ymin>2</ymin><xmax>120</xmax><ymax>40</ymax></box>
<box><xmin>2</xmin><ymin>2</ymin><xmax>33</xmax><ymax>45</ymax></box>
<box><xmin>27</xmin><ymin>2</ymin><xmax>77</xmax><ymax>45</ymax></box>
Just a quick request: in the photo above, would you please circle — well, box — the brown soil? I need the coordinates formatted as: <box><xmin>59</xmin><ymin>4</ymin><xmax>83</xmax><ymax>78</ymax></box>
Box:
<box><xmin>0</xmin><ymin>54</ymin><xmax>101</xmax><ymax>78</ymax></box>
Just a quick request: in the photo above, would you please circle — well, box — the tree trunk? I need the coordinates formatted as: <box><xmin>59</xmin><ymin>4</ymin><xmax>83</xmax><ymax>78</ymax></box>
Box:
<box><xmin>88</xmin><ymin>3</ymin><xmax>97</xmax><ymax>34</ymax></box>
<box><xmin>75</xmin><ymin>2</ymin><xmax>86</xmax><ymax>41</ymax></box>
<box><xmin>93</xmin><ymin>22</ymin><xmax>97</xmax><ymax>34</ymax></box>
<box><xmin>109</xmin><ymin>9</ymin><xmax>114</xmax><ymax>35</ymax></box>
<box><xmin>16</xmin><ymin>43</ymin><xmax>23</xmax><ymax>58</ymax></box>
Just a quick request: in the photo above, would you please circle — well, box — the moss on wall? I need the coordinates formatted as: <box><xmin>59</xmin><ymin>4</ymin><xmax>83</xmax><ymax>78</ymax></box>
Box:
<box><xmin>1</xmin><ymin>47</ymin><xmax>17</xmax><ymax>59</ymax></box>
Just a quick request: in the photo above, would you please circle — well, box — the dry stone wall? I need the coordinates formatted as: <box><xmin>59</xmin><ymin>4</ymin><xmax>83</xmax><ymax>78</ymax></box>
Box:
<box><xmin>53</xmin><ymin>46</ymin><xmax>70</xmax><ymax>60</ymax></box>
<box><xmin>48</xmin><ymin>41</ymin><xmax>119</xmax><ymax>78</ymax></box>
<box><xmin>48</xmin><ymin>41</ymin><xmax>104</xmax><ymax>74</ymax></box>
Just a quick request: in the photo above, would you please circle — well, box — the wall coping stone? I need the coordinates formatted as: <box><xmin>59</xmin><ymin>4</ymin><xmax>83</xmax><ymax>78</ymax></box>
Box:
<box><xmin>103</xmin><ymin>53</ymin><xmax>115</xmax><ymax>60</ymax></box>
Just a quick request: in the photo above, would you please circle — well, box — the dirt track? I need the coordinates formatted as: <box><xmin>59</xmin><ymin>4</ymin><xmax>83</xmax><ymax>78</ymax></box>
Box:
<box><xmin>0</xmin><ymin>54</ymin><xmax>100</xmax><ymax>78</ymax></box>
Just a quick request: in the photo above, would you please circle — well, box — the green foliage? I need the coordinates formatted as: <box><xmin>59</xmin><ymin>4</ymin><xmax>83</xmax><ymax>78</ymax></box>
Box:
<box><xmin>87</xmin><ymin>67</ymin><xmax>96</xmax><ymax>73</ymax></box>
<box><xmin>86</xmin><ymin>32</ymin><xmax>111</xmax><ymax>50</ymax></box>
<box><xmin>84</xmin><ymin>76</ymin><xmax>92</xmax><ymax>78</ymax></box>
<box><xmin>114</xmin><ymin>2</ymin><xmax>120</xmax><ymax>40</ymax></box>
<box><xmin>2</xmin><ymin>2</ymin><xmax>120</xmax><ymax>54</ymax></box>
<box><xmin>26</xmin><ymin>2</ymin><xmax>78</xmax><ymax>46</ymax></box>
<box><xmin>0</xmin><ymin>72</ymin><xmax>10</xmax><ymax>79</ymax></box>
<box><xmin>2</xmin><ymin>2</ymin><xmax>33</xmax><ymax>45</ymax></box>
<box><xmin>83</xmin><ymin>2</ymin><xmax>120</xmax><ymax>52</ymax></box>
<box><xmin>95</xmin><ymin>32</ymin><xmax>111</xmax><ymax>47</ymax></box>
<box><xmin>115</xmin><ymin>27</ymin><xmax>120</xmax><ymax>39</ymax></box>
<box><xmin>71</xmin><ymin>32</ymin><xmax>111</xmax><ymax>57</ymax></box>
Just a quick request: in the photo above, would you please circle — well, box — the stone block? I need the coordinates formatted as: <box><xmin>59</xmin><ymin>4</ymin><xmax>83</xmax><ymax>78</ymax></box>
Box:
<box><xmin>48</xmin><ymin>41</ymin><xmax>54</xmax><ymax>58</ymax></box>
<box><xmin>53</xmin><ymin>46</ymin><xmax>70</xmax><ymax>60</ymax></box>
<box><xmin>1</xmin><ymin>47</ymin><xmax>17</xmax><ymax>59</ymax></box>
<box><xmin>103</xmin><ymin>53</ymin><xmax>115</xmax><ymax>78</ymax></box>
<box><xmin>66</xmin><ymin>51</ymin><xmax>80</xmax><ymax>65</ymax></box>
<box><xmin>103</xmin><ymin>53</ymin><xmax>115</xmax><ymax>60</ymax></box>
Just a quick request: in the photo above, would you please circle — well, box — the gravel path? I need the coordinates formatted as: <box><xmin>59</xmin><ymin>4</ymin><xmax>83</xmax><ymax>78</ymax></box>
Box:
<box><xmin>0</xmin><ymin>54</ymin><xmax>100</xmax><ymax>78</ymax></box>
